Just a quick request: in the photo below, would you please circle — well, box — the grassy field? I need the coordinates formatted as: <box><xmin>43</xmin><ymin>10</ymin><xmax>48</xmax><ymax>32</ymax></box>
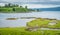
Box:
<box><xmin>0</xmin><ymin>7</ymin><xmax>29</xmax><ymax>13</ymax></box>
<box><xmin>0</xmin><ymin>27</ymin><xmax>60</xmax><ymax>35</ymax></box>
<box><xmin>27</xmin><ymin>18</ymin><xmax>60</xmax><ymax>28</ymax></box>
<box><xmin>0</xmin><ymin>3</ymin><xmax>35</xmax><ymax>13</ymax></box>
<box><xmin>0</xmin><ymin>18</ymin><xmax>60</xmax><ymax>35</ymax></box>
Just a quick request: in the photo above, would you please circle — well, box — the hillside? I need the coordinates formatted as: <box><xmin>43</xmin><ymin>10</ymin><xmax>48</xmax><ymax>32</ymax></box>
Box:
<box><xmin>31</xmin><ymin>7</ymin><xmax>60</xmax><ymax>11</ymax></box>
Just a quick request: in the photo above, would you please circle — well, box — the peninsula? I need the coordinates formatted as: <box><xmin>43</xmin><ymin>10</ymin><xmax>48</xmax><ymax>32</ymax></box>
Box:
<box><xmin>0</xmin><ymin>3</ymin><xmax>34</xmax><ymax>13</ymax></box>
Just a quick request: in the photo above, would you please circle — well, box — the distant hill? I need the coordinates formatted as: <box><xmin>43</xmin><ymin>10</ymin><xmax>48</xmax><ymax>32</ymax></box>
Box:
<box><xmin>31</xmin><ymin>7</ymin><xmax>60</xmax><ymax>11</ymax></box>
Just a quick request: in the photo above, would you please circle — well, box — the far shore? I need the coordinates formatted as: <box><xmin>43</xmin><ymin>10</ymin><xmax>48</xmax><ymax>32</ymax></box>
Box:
<box><xmin>0</xmin><ymin>11</ymin><xmax>39</xmax><ymax>13</ymax></box>
<box><xmin>5</xmin><ymin>17</ymin><xmax>60</xmax><ymax>20</ymax></box>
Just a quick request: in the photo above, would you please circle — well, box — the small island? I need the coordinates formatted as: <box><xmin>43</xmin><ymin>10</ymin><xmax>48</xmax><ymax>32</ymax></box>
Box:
<box><xmin>0</xmin><ymin>3</ymin><xmax>35</xmax><ymax>13</ymax></box>
<box><xmin>27</xmin><ymin>18</ymin><xmax>60</xmax><ymax>29</ymax></box>
<box><xmin>6</xmin><ymin>18</ymin><xmax>18</xmax><ymax>20</ymax></box>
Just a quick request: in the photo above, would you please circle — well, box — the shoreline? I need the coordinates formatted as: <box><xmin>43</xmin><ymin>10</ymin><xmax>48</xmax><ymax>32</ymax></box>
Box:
<box><xmin>0</xmin><ymin>11</ymin><xmax>39</xmax><ymax>13</ymax></box>
<box><xmin>5</xmin><ymin>17</ymin><xmax>60</xmax><ymax>20</ymax></box>
<box><xmin>0</xmin><ymin>16</ymin><xmax>58</xmax><ymax>19</ymax></box>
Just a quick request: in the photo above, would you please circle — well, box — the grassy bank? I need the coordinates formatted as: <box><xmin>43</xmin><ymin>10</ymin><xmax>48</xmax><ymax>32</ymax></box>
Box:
<box><xmin>0</xmin><ymin>7</ymin><xmax>30</xmax><ymax>13</ymax></box>
<box><xmin>0</xmin><ymin>27</ymin><xmax>60</xmax><ymax>35</ymax></box>
<box><xmin>0</xmin><ymin>3</ymin><xmax>34</xmax><ymax>13</ymax></box>
<box><xmin>27</xmin><ymin>18</ymin><xmax>60</xmax><ymax>28</ymax></box>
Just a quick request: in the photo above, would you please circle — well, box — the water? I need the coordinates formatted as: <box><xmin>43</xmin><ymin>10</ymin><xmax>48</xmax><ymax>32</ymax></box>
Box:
<box><xmin>0</xmin><ymin>11</ymin><xmax>60</xmax><ymax>27</ymax></box>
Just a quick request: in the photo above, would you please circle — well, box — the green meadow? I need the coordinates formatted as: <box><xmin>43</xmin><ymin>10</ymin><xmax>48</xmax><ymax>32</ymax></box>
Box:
<box><xmin>0</xmin><ymin>7</ymin><xmax>29</xmax><ymax>13</ymax></box>
<box><xmin>0</xmin><ymin>18</ymin><xmax>60</xmax><ymax>35</ymax></box>
<box><xmin>0</xmin><ymin>27</ymin><xmax>60</xmax><ymax>35</ymax></box>
<box><xmin>27</xmin><ymin>18</ymin><xmax>60</xmax><ymax>28</ymax></box>
<box><xmin>0</xmin><ymin>3</ymin><xmax>34</xmax><ymax>13</ymax></box>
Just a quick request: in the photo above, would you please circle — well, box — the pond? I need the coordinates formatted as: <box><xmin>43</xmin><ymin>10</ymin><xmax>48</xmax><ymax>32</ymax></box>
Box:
<box><xmin>0</xmin><ymin>11</ymin><xmax>60</xmax><ymax>27</ymax></box>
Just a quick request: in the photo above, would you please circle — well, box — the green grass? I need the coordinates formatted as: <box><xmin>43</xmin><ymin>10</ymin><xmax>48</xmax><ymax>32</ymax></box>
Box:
<box><xmin>0</xmin><ymin>8</ymin><xmax>13</xmax><ymax>13</ymax></box>
<box><xmin>27</xmin><ymin>18</ymin><xmax>60</xmax><ymax>28</ymax></box>
<box><xmin>0</xmin><ymin>27</ymin><xmax>60</xmax><ymax>35</ymax></box>
<box><xmin>0</xmin><ymin>7</ymin><xmax>30</xmax><ymax>13</ymax></box>
<box><xmin>14</xmin><ymin>7</ymin><xmax>29</xmax><ymax>12</ymax></box>
<box><xmin>0</xmin><ymin>27</ymin><xmax>42</xmax><ymax>35</ymax></box>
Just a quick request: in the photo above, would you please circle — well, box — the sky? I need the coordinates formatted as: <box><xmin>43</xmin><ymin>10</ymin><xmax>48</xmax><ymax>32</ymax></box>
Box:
<box><xmin>0</xmin><ymin>0</ymin><xmax>60</xmax><ymax>3</ymax></box>
<box><xmin>22</xmin><ymin>4</ymin><xmax>60</xmax><ymax>8</ymax></box>
<box><xmin>0</xmin><ymin>0</ymin><xmax>60</xmax><ymax>5</ymax></box>
<box><xmin>0</xmin><ymin>0</ymin><xmax>60</xmax><ymax>8</ymax></box>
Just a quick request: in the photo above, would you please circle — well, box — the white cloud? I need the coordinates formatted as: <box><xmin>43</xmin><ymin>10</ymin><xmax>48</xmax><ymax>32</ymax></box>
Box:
<box><xmin>21</xmin><ymin>4</ymin><xmax>60</xmax><ymax>8</ymax></box>
<box><xmin>2</xmin><ymin>0</ymin><xmax>60</xmax><ymax>2</ymax></box>
<box><xmin>0</xmin><ymin>0</ymin><xmax>60</xmax><ymax>5</ymax></box>
<box><xmin>2</xmin><ymin>0</ymin><xmax>39</xmax><ymax>2</ymax></box>
<box><xmin>3</xmin><ymin>0</ymin><xmax>19</xmax><ymax>2</ymax></box>
<box><xmin>0</xmin><ymin>3</ymin><xmax>5</xmax><ymax>6</ymax></box>
<box><xmin>50</xmin><ymin>0</ymin><xmax>60</xmax><ymax>1</ymax></box>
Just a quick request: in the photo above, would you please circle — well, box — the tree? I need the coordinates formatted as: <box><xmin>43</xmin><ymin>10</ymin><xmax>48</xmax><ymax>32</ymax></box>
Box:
<box><xmin>12</xmin><ymin>4</ymin><xmax>18</xmax><ymax>7</ymax></box>
<box><xmin>8</xmin><ymin>3</ymin><xmax>11</xmax><ymax>7</ymax></box>
<box><xmin>5</xmin><ymin>4</ymin><xmax>8</xmax><ymax>7</ymax></box>
<box><xmin>20</xmin><ymin>6</ymin><xmax>23</xmax><ymax>8</ymax></box>
<box><xmin>15</xmin><ymin>4</ymin><xmax>19</xmax><ymax>7</ymax></box>
<box><xmin>13</xmin><ymin>8</ymin><xmax>15</xmax><ymax>11</ymax></box>
<box><xmin>5</xmin><ymin>3</ymin><xmax>11</xmax><ymax>7</ymax></box>
<box><xmin>25</xmin><ymin>6</ymin><xmax>27</xmax><ymax>9</ymax></box>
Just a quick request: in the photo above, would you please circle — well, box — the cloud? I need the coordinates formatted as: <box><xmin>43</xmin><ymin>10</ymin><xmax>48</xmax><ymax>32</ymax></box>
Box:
<box><xmin>0</xmin><ymin>0</ymin><xmax>60</xmax><ymax>5</ymax></box>
<box><xmin>1</xmin><ymin>0</ymin><xmax>40</xmax><ymax>2</ymax></box>
<box><xmin>50</xmin><ymin>0</ymin><xmax>60</xmax><ymax>1</ymax></box>
<box><xmin>21</xmin><ymin>4</ymin><xmax>60</xmax><ymax>8</ymax></box>
<box><xmin>2</xmin><ymin>0</ymin><xmax>60</xmax><ymax>2</ymax></box>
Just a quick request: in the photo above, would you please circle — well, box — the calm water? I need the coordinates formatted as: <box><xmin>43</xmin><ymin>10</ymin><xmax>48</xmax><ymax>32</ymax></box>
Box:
<box><xmin>0</xmin><ymin>11</ymin><xmax>60</xmax><ymax>27</ymax></box>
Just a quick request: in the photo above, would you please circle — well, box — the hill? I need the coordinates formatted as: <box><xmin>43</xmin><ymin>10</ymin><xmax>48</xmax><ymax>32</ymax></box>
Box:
<box><xmin>31</xmin><ymin>7</ymin><xmax>60</xmax><ymax>11</ymax></box>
